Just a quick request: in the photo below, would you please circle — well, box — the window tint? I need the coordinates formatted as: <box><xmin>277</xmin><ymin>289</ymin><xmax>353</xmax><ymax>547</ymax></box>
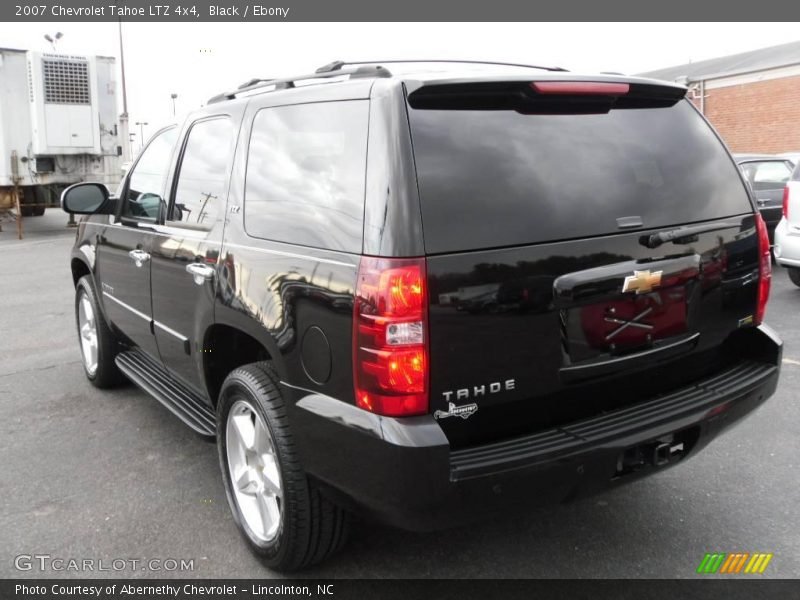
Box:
<box><xmin>407</xmin><ymin>100</ymin><xmax>753</xmax><ymax>254</ymax></box>
<box><xmin>170</xmin><ymin>118</ymin><xmax>234</xmax><ymax>228</ymax></box>
<box><xmin>123</xmin><ymin>127</ymin><xmax>177</xmax><ymax>220</ymax></box>
<box><xmin>244</xmin><ymin>101</ymin><xmax>368</xmax><ymax>253</ymax></box>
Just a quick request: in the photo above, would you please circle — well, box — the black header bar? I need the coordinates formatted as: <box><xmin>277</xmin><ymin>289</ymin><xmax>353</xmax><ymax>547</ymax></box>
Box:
<box><xmin>5</xmin><ymin>0</ymin><xmax>800</xmax><ymax>21</ymax></box>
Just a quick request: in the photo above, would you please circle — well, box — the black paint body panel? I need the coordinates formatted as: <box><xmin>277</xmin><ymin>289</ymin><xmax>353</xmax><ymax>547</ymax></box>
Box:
<box><xmin>426</xmin><ymin>215</ymin><xmax>762</xmax><ymax>448</ymax></box>
<box><xmin>66</xmin><ymin>71</ymin><xmax>782</xmax><ymax>529</ymax></box>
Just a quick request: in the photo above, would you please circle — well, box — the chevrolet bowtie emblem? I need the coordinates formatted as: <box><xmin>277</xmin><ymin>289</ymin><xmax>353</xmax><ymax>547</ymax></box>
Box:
<box><xmin>622</xmin><ymin>270</ymin><xmax>663</xmax><ymax>294</ymax></box>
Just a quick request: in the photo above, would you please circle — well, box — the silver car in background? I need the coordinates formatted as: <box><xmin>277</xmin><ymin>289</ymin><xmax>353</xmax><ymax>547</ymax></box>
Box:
<box><xmin>774</xmin><ymin>160</ymin><xmax>800</xmax><ymax>286</ymax></box>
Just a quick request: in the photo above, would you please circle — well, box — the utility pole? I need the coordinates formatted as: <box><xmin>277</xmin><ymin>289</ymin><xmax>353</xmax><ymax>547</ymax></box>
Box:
<box><xmin>118</xmin><ymin>20</ymin><xmax>132</xmax><ymax>164</ymax></box>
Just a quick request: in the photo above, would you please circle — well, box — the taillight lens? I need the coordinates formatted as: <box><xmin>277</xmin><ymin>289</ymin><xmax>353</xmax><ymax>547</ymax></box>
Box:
<box><xmin>782</xmin><ymin>185</ymin><xmax>790</xmax><ymax>219</ymax></box>
<box><xmin>354</xmin><ymin>257</ymin><xmax>428</xmax><ymax>416</ymax></box>
<box><xmin>755</xmin><ymin>213</ymin><xmax>771</xmax><ymax>325</ymax></box>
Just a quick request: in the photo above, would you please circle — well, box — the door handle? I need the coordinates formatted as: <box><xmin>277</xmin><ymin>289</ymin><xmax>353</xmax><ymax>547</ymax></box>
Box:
<box><xmin>128</xmin><ymin>249</ymin><xmax>151</xmax><ymax>267</ymax></box>
<box><xmin>186</xmin><ymin>262</ymin><xmax>215</xmax><ymax>285</ymax></box>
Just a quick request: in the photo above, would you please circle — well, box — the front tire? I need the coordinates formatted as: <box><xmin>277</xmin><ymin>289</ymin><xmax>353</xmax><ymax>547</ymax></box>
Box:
<box><xmin>788</xmin><ymin>267</ymin><xmax>800</xmax><ymax>288</ymax></box>
<box><xmin>75</xmin><ymin>275</ymin><xmax>124</xmax><ymax>388</ymax></box>
<box><xmin>217</xmin><ymin>363</ymin><xmax>349</xmax><ymax>571</ymax></box>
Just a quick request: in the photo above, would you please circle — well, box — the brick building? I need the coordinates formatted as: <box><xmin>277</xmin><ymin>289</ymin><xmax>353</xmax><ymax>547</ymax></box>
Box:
<box><xmin>640</xmin><ymin>41</ymin><xmax>800</xmax><ymax>154</ymax></box>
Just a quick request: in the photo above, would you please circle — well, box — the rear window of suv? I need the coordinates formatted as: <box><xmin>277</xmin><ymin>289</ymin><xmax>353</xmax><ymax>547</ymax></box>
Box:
<box><xmin>407</xmin><ymin>97</ymin><xmax>752</xmax><ymax>254</ymax></box>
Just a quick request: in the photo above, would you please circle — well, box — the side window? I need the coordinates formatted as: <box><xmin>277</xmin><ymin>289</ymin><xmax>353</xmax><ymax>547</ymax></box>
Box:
<box><xmin>750</xmin><ymin>161</ymin><xmax>792</xmax><ymax>188</ymax></box>
<box><xmin>123</xmin><ymin>127</ymin><xmax>178</xmax><ymax>220</ymax></box>
<box><xmin>244</xmin><ymin>100</ymin><xmax>369</xmax><ymax>253</ymax></box>
<box><xmin>169</xmin><ymin>118</ymin><xmax>234</xmax><ymax>228</ymax></box>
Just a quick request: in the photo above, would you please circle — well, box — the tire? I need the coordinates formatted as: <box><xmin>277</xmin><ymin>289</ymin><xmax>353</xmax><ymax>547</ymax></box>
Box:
<box><xmin>217</xmin><ymin>363</ymin><xmax>350</xmax><ymax>571</ymax></box>
<box><xmin>32</xmin><ymin>205</ymin><xmax>46</xmax><ymax>216</ymax></box>
<box><xmin>75</xmin><ymin>275</ymin><xmax>125</xmax><ymax>388</ymax></box>
<box><xmin>788</xmin><ymin>267</ymin><xmax>800</xmax><ymax>288</ymax></box>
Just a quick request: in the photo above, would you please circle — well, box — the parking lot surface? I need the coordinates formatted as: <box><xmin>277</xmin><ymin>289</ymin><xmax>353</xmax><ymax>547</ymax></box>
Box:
<box><xmin>1</xmin><ymin>210</ymin><xmax>798</xmax><ymax>578</ymax></box>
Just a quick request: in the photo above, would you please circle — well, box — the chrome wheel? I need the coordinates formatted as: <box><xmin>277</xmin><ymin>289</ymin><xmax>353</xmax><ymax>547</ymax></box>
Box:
<box><xmin>77</xmin><ymin>292</ymin><xmax>98</xmax><ymax>376</ymax></box>
<box><xmin>226</xmin><ymin>400</ymin><xmax>283</xmax><ymax>543</ymax></box>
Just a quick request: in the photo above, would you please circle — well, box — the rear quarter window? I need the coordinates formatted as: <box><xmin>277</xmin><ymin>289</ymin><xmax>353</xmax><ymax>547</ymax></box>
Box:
<box><xmin>408</xmin><ymin>98</ymin><xmax>753</xmax><ymax>254</ymax></box>
<box><xmin>244</xmin><ymin>100</ymin><xmax>369</xmax><ymax>253</ymax></box>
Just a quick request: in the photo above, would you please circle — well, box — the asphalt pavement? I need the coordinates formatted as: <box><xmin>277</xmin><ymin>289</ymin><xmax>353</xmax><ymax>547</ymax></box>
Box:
<box><xmin>1</xmin><ymin>210</ymin><xmax>798</xmax><ymax>579</ymax></box>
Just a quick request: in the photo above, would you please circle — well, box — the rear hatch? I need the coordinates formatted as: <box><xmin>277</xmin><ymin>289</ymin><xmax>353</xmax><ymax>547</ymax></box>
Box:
<box><xmin>406</xmin><ymin>78</ymin><xmax>762</xmax><ymax>448</ymax></box>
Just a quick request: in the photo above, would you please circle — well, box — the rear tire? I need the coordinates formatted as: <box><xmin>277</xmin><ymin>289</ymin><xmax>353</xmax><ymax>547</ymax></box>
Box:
<box><xmin>788</xmin><ymin>267</ymin><xmax>800</xmax><ymax>288</ymax></box>
<box><xmin>75</xmin><ymin>275</ymin><xmax>125</xmax><ymax>388</ymax></box>
<box><xmin>217</xmin><ymin>362</ymin><xmax>350</xmax><ymax>571</ymax></box>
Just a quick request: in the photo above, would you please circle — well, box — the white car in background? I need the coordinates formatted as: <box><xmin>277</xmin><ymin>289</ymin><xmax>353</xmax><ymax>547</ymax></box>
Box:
<box><xmin>774</xmin><ymin>160</ymin><xmax>800</xmax><ymax>286</ymax></box>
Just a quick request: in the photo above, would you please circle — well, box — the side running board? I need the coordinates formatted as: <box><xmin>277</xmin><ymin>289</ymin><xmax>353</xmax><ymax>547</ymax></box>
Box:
<box><xmin>115</xmin><ymin>349</ymin><xmax>216</xmax><ymax>437</ymax></box>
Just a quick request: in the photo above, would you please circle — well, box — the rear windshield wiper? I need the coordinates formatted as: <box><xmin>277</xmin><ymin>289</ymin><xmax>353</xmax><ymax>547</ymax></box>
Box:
<box><xmin>641</xmin><ymin>221</ymin><xmax>744</xmax><ymax>249</ymax></box>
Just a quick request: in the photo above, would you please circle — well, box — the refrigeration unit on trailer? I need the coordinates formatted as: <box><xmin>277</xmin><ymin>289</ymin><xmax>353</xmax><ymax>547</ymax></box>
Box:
<box><xmin>0</xmin><ymin>48</ymin><xmax>122</xmax><ymax>219</ymax></box>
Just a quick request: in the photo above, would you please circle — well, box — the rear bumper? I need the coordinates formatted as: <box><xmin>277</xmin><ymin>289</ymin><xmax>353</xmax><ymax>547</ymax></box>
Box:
<box><xmin>774</xmin><ymin>219</ymin><xmax>800</xmax><ymax>267</ymax></box>
<box><xmin>288</xmin><ymin>325</ymin><xmax>781</xmax><ymax>531</ymax></box>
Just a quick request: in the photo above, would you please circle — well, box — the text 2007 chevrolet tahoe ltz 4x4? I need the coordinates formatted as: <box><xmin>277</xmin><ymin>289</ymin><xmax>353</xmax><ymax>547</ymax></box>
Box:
<box><xmin>62</xmin><ymin>60</ymin><xmax>781</xmax><ymax>571</ymax></box>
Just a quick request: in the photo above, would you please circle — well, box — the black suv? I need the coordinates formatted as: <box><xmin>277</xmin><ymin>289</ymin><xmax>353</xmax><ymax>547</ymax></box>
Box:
<box><xmin>62</xmin><ymin>60</ymin><xmax>782</xmax><ymax>571</ymax></box>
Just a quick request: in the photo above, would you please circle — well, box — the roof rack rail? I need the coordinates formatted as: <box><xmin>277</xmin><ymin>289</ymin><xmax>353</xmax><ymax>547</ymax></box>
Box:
<box><xmin>208</xmin><ymin>65</ymin><xmax>392</xmax><ymax>104</ymax></box>
<box><xmin>237</xmin><ymin>78</ymin><xmax>274</xmax><ymax>89</ymax></box>
<box><xmin>315</xmin><ymin>59</ymin><xmax>569</xmax><ymax>73</ymax></box>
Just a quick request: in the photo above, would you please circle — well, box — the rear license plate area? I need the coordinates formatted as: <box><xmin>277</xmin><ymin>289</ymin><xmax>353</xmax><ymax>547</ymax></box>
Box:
<box><xmin>563</xmin><ymin>287</ymin><xmax>689</xmax><ymax>361</ymax></box>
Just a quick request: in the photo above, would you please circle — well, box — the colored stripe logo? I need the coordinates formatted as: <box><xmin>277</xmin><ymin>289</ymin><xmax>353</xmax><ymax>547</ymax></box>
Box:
<box><xmin>696</xmin><ymin>553</ymin><xmax>773</xmax><ymax>574</ymax></box>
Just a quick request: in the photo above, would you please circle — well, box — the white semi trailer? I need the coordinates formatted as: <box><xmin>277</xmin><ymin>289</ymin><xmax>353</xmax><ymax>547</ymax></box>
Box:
<box><xmin>0</xmin><ymin>48</ymin><xmax>122</xmax><ymax>219</ymax></box>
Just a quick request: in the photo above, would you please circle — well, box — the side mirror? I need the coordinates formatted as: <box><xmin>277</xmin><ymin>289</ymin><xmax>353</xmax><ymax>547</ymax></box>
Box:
<box><xmin>61</xmin><ymin>182</ymin><xmax>110</xmax><ymax>215</ymax></box>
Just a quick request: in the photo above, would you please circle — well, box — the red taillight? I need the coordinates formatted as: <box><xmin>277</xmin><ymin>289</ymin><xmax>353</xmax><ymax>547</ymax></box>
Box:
<box><xmin>530</xmin><ymin>81</ymin><xmax>630</xmax><ymax>95</ymax></box>
<box><xmin>782</xmin><ymin>185</ymin><xmax>790</xmax><ymax>219</ymax></box>
<box><xmin>755</xmin><ymin>213</ymin><xmax>771</xmax><ymax>325</ymax></box>
<box><xmin>354</xmin><ymin>257</ymin><xmax>428</xmax><ymax>417</ymax></box>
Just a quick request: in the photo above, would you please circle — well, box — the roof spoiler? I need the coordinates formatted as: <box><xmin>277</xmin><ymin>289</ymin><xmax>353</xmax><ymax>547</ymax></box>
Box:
<box><xmin>406</xmin><ymin>79</ymin><xmax>687</xmax><ymax>112</ymax></box>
